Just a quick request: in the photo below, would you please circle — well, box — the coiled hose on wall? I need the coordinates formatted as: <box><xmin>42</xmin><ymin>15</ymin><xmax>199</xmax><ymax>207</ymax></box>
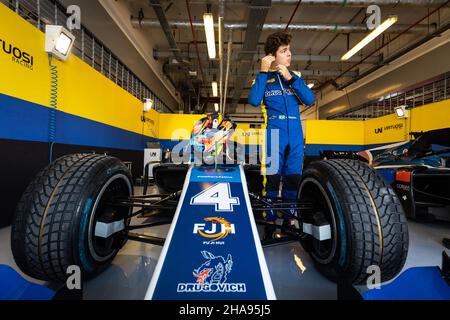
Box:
<box><xmin>48</xmin><ymin>53</ymin><xmax>58</xmax><ymax>162</ymax></box>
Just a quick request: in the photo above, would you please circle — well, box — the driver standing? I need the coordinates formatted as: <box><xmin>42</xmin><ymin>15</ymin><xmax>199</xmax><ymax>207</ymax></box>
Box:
<box><xmin>248</xmin><ymin>31</ymin><xmax>315</xmax><ymax>239</ymax></box>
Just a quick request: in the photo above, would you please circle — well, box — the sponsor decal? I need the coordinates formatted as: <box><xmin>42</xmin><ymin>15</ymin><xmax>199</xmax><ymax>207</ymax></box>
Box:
<box><xmin>264</xmin><ymin>89</ymin><xmax>294</xmax><ymax>97</ymax></box>
<box><xmin>193</xmin><ymin>217</ymin><xmax>236</xmax><ymax>244</ymax></box>
<box><xmin>374</xmin><ymin>123</ymin><xmax>404</xmax><ymax>134</ymax></box>
<box><xmin>240</xmin><ymin>131</ymin><xmax>259</xmax><ymax>137</ymax></box>
<box><xmin>195</xmin><ymin>175</ymin><xmax>234</xmax><ymax>180</ymax></box>
<box><xmin>396</xmin><ymin>183</ymin><xmax>411</xmax><ymax>191</ymax></box>
<box><xmin>177</xmin><ymin>251</ymin><xmax>246</xmax><ymax>293</ymax></box>
<box><xmin>0</xmin><ymin>38</ymin><xmax>34</xmax><ymax>70</ymax></box>
<box><xmin>265</xmin><ymin>90</ymin><xmax>282</xmax><ymax>97</ymax></box>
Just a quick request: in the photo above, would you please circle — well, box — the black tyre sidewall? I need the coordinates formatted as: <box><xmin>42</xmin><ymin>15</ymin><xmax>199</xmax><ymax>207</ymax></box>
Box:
<box><xmin>72</xmin><ymin>158</ymin><xmax>132</xmax><ymax>279</ymax></box>
<box><xmin>300</xmin><ymin>159</ymin><xmax>408</xmax><ymax>285</ymax></box>
<box><xmin>299</xmin><ymin>164</ymin><xmax>350</xmax><ymax>282</ymax></box>
<box><xmin>11</xmin><ymin>155</ymin><xmax>76</xmax><ymax>281</ymax></box>
<box><xmin>11</xmin><ymin>165</ymin><xmax>52</xmax><ymax>279</ymax></box>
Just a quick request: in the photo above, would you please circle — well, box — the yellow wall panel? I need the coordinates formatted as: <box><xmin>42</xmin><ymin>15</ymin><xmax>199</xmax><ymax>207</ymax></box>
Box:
<box><xmin>305</xmin><ymin>120</ymin><xmax>365</xmax><ymax>145</ymax></box>
<box><xmin>2</xmin><ymin>2</ymin><xmax>448</xmax><ymax>149</ymax></box>
<box><xmin>364</xmin><ymin>100</ymin><xmax>450</xmax><ymax>146</ymax></box>
<box><xmin>158</xmin><ymin>113</ymin><xmax>203</xmax><ymax>140</ymax></box>
<box><xmin>410</xmin><ymin>100</ymin><xmax>450</xmax><ymax>132</ymax></box>
<box><xmin>0</xmin><ymin>3</ymin><xmax>50</xmax><ymax>108</ymax></box>
<box><xmin>57</xmin><ymin>56</ymin><xmax>146</xmax><ymax>136</ymax></box>
<box><xmin>306</xmin><ymin>100</ymin><xmax>449</xmax><ymax>148</ymax></box>
<box><xmin>156</xmin><ymin>114</ymin><xmax>264</xmax><ymax>145</ymax></box>
<box><xmin>364</xmin><ymin>113</ymin><xmax>409</xmax><ymax>145</ymax></box>
<box><xmin>232</xmin><ymin>128</ymin><xmax>263</xmax><ymax>145</ymax></box>
<box><xmin>0</xmin><ymin>3</ymin><xmax>156</xmax><ymax>138</ymax></box>
<box><xmin>142</xmin><ymin>108</ymin><xmax>160</xmax><ymax>138</ymax></box>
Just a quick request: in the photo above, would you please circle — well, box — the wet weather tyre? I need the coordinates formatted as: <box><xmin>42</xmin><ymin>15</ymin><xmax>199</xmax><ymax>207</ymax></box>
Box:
<box><xmin>11</xmin><ymin>153</ymin><xmax>133</xmax><ymax>283</ymax></box>
<box><xmin>298</xmin><ymin>159</ymin><xmax>409</xmax><ymax>285</ymax></box>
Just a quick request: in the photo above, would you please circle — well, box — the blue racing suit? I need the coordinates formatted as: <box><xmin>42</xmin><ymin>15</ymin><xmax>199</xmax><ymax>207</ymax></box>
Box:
<box><xmin>248</xmin><ymin>69</ymin><xmax>315</xmax><ymax>221</ymax></box>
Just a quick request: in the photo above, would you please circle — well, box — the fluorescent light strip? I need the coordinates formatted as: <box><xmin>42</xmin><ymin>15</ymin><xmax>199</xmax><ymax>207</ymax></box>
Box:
<box><xmin>212</xmin><ymin>81</ymin><xmax>218</xmax><ymax>97</ymax></box>
<box><xmin>203</xmin><ymin>13</ymin><xmax>216</xmax><ymax>59</ymax></box>
<box><xmin>341</xmin><ymin>16</ymin><xmax>398</xmax><ymax>61</ymax></box>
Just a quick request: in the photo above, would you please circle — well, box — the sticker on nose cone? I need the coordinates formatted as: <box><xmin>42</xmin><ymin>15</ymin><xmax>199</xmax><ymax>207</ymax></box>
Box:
<box><xmin>145</xmin><ymin>165</ymin><xmax>275</xmax><ymax>300</ymax></box>
<box><xmin>193</xmin><ymin>217</ymin><xmax>236</xmax><ymax>242</ymax></box>
<box><xmin>177</xmin><ymin>251</ymin><xmax>246</xmax><ymax>293</ymax></box>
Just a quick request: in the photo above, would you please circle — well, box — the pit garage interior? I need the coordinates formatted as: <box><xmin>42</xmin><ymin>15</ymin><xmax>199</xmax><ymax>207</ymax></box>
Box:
<box><xmin>0</xmin><ymin>0</ymin><xmax>450</xmax><ymax>300</ymax></box>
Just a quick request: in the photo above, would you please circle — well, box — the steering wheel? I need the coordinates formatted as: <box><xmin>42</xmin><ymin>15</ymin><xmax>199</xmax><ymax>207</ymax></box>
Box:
<box><xmin>190</xmin><ymin>113</ymin><xmax>236</xmax><ymax>164</ymax></box>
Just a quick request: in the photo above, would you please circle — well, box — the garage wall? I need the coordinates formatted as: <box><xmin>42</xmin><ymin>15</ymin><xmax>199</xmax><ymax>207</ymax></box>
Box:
<box><xmin>58</xmin><ymin>0</ymin><xmax>180</xmax><ymax>111</ymax></box>
<box><xmin>1</xmin><ymin>2</ymin><xmax>448</xmax><ymax>227</ymax></box>
<box><xmin>304</xmin><ymin>120</ymin><xmax>365</xmax><ymax>156</ymax></box>
<box><xmin>0</xmin><ymin>3</ymin><xmax>158</xmax><ymax>226</ymax></box>
<box><xmin>306</xmin><ymin>98</ymin><xmax>450</xmax><ymax>158</ymax></box>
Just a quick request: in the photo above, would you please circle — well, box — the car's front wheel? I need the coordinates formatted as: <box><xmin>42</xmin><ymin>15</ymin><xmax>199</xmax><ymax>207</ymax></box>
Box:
<box><xmin>11</xmin><ymin>153</ymin><xmax>133</xmax><ymax>283</ymax></box>
<box><xmin>298</xmin><ymin>159</ymin><xmax>409</xmax><ymax>285</ymax></box>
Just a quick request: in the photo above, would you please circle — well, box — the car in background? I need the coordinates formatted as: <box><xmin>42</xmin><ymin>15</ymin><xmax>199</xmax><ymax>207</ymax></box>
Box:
<box><xmin>322</xmin><ymin>127</ymin><xmax>450</xmax><ymax>221</ymax></box>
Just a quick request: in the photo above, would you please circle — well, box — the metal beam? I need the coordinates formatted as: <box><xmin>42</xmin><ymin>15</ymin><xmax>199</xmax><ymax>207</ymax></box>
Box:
<box><xmin>132</xmin><ymin>18</ymin><xmax>430</xmax><ymax>33</ymax></box>
<box><xmin>196</xmin><ymin>65</ymin><xmax>359</xmax><ymax>78</ymax></box>
<box><xmin>149</xmin><ymin>0</ymin><xmax>196</xmax><ymax>93</ymax></box>
<box><xmin>166</xmin><ymin>63</ymin><xmax>359</xmax><ymax>77</ymax></box>
<box><xmin>177</xmin><ymin>0</ymin><xmax>449</xmax><ymax>6</ymax></box>
<box><xmin>230</xmin><ymin>0</ymin><xmax>272</xmax><ymax>113</ymax></box>
<box><xmin>154</xmin><ymin>49</ymin><xmax>382</xmax><ymax>64</ymax></box>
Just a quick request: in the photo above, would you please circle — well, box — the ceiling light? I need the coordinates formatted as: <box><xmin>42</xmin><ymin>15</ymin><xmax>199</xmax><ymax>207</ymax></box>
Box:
<box><xmin>212</xmin><ymin>81</ymin><xmax>218</xmax><ymax>97</ymax></box>
<box><xmin>341</xmin><ymin>16</ymin><xmax>398</xmax><ymax>61</ymax></box>
<box><xmin>214</xmin><ymin>103</ymin><xmax>219</xmax><ymax>112</ymax></box>
<box><xmin>307</xmin><ymin>83</ymin><xmax>314</xmax><ymax>89</ymax></box>
<box><xmin>45</xmin><ymin>25</ymin><xmax>75</xmax><ymax>61</ymax></box>
<box><xmin>143</xmin><ymin>98</ymin><xmax>154</xmax><ymax>112</ymax></box>
<box><xmin>203</xmin><ymin>13</ymin><xmax>216</xmax><ymax>59</ymax></box>
<box><xmin>394</xmin><ymin>105</ymin><xmax>408</xmax><ymax>119</ymax></box>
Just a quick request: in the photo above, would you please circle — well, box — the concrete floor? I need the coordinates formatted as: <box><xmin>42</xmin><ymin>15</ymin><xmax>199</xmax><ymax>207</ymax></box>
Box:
<box><xmin>1</xmin><ymin>186</ymin><xmax>449</xmax><ymax>300</ymax></box>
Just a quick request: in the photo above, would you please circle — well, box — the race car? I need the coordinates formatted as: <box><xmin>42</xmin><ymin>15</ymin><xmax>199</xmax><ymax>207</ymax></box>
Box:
<box><xmin>10</xmin><ymin>114</ymin><xmax>409</xmax><ymax>299</ymax></box>
<box><xmin>322</xmin><ymin>127</ymin><xmax>450</xmax><ymax>221</ymax></box>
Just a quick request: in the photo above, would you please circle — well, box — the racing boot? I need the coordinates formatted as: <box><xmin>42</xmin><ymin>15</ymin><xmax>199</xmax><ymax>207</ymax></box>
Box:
<box><xmin>280</xmin><ymin>218</ymin><xmax>296</xmax><ymax>236</ymax></box>
<box><xmin>262</xmin><ymin>175</ymin><xmax>281</xmax><ymax>240</ymax></box>
<box><xmin>263</xmin><ymin>221</ymin><xmax>277</xmax><ymax>241</ymax></box>
<box><xmin>280</xmin><ymin>175</ymin><xmax>301</xmax><ymax>236</ymax></box>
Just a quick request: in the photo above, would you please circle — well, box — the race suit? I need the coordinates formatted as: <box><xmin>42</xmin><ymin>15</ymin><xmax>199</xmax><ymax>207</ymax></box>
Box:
<box><xmin>248</xmin><ymin>69</ymin><xmax>315</xmax><ymax>221</ymax></box>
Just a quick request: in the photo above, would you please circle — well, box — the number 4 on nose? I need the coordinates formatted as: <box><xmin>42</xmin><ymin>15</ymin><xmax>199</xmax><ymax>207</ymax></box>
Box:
<box><xmin>190</xmin><ymin>183</ymin><xmax>240</xmax><ymax>212</ymax></box>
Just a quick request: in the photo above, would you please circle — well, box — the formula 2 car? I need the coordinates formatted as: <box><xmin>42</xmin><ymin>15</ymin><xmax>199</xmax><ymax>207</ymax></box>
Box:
<box><xmin>10</xmin><ymin>114</ymin><xmax>409</xmax><ymax>299</ymax></box>
<box><xmin>323</xmin><ymin>127</ymin><xmax>450</xmax><ymax>221</ymax></box>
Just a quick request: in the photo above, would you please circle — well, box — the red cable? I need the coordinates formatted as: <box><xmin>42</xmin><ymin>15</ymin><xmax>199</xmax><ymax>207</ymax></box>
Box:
<box><xmin>186</xmin><ymin>0</ymin><xmax>206</xmax><ymax>85</ymax></box>
<box><xmin>284</xmin><ymin>0</ymin><xmax>302</xmax><ymax>32</ymax></box>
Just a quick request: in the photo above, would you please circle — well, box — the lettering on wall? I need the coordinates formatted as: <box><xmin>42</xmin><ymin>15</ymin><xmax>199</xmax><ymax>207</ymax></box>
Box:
<box><xmin>66</xmin><ymin>5</ymin><xmax>81</xmax><ymax>31</ymax></box>
<box><xmin>0</xmin><ymin>38</ymin><xmax>34</xmax><ymax>70</ymax></box>
<box><xmin>374</xmin><ymin>123</ymin><xmax>403</xmax><ymax>134</ymax></box>
<box><xmin>366</xmin><ymin>5</ymin><xmax>381</xmax><ymax>30</ymax></box>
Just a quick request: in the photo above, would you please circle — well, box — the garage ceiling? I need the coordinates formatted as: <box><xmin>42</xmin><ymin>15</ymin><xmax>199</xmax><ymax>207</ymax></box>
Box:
<box><xmin>78</xmin><ymin>0</ymin><xmax>449</xmax><ymax>116</ymax></box>
<box><xmin>118</xmin><ymin>0</ymin><xmax>449</xmax><ymax>113</ymax></box>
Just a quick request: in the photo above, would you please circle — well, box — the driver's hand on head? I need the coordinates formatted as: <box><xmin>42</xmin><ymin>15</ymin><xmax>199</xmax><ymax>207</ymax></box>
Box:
<box><xmin>261</xmin><ymin>54</ymin><xmax>276</xmax><ymax>72</ymax></box>
<box><xmin>277</xmin><ymin>64</ymin><xmax>292</xmax><ymax>81</ymax></box>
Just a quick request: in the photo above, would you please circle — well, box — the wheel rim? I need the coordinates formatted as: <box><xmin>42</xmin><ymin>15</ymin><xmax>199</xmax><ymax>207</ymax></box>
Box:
<box><xmin>88</xmin><ymin>174</ymin><xmax>132</xmax><ymax>262</ymax></box>
<box><xmin>298</xmin><ymin>177</ymin><xmax>338</xmax><ymax>264</ymax></box>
